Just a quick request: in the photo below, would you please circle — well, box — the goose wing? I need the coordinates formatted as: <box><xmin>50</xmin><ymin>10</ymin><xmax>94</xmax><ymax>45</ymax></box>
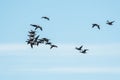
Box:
<box><xmin>42</xmin><ymin>16</ymin><xmax>50</xmax><ymax>20</ymax></box>
<box><xmin>97</xmin><ymin>25</ymin><xmax>100</xmax><ymax>30</ymax></box>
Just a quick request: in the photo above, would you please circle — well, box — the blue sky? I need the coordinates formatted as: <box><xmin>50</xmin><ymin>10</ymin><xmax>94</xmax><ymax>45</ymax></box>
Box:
<box><xmin>0</xmin><ymin>0</ymin><xmax>120</xmax><ymax>80</ymax></box>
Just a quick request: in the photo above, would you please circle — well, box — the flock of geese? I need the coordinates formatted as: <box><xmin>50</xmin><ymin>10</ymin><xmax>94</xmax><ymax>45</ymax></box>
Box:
<box><xmin>26</xmin><ymin>16</ymin><xmax>115</xmax><ymax>54</ymax></box>
<box><xmin>26</xmin><ymin>16</ymin><xmax>58</xmax><ymax>49</ymax></box>
<box><xmin>92</xmin><ymin>20</ymin><xmax>115</xmax><ymax>30</ymax></box>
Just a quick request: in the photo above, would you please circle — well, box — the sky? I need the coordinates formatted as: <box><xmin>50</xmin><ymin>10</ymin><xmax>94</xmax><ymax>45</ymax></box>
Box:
<box><xmin>0</xmin><ymin>0</ymin><xmax>120</xmax><ymax>80</ymax></box>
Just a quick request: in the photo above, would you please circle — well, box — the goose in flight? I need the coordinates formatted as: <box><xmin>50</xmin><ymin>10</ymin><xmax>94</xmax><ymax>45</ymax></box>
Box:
<box><xmin>36</xmin><ymin>39</ymin><xmax>45</xmax><ymax>46</ymax></box>
<box><xmin>42</xmin><ymin>38</ymin><xmax>50</xmax><ymax>43</ymax></box>
<box><xmin>26</xmin><ymin>40</ymin><xmax>31</xmax><ymax>44</ymax></box>
<box><xmin>81</xmin><ymin>49</ymin><xmax>88</xmax><ymax>54</ymax></box>
<box><xmin>46</xmin><ymin>42</ymin><xmax>52</xmax><ymax>45</ymax></box>
<box><xmin>50</xmin><ymin>44</ymin><xmax>58</xmax><ymax>49</ymax></box>
<box><xmin>92</xmin><ymin>24</ymin><xmax>100</xmax><ymax>30</ymax></box>
<box><xmin>75</xmin><ymin>45</ymin><xmax>83</xmax><ymax>51</ymax></box>
<box><xmin>41</xmin><ymin>16</ymin><xmax>50</xmax><ymax>21</ymax></box>
<box><xmin>106</xmin><ymin>20</ymin><xmax>115</xmax><ymax>25</ymax></box>
<box><xmin>29</xmin><ymin>30</ymin><xmax>36</xmax><ymax>34</ymax></box>
<box><xmin>26</xmin><ymin>38</ymin><xmax>34</xmax><ymax>44</ymax></box>
<box><xmin>30</xmin><ymin>24</ymin><xmax>43</xmax><ymax>31</ymax></box>
<box><xmin>28</xmin><ymin>34</ymin><xmax>35</xmax><ymax>38</ymax></box>
<box><xmin>30</xmin><ymin>41</ymin><xmax>35</xmax><ymax>48</ymax></box>
<box><xmin>34</xmin><ymin>35</ymin><xmax>39</xmax><ymax>42</ymax></box>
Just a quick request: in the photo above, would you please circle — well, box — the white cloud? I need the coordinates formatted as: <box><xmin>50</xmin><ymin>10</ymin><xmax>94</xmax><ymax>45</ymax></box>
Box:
<box><xmin>12</xmin><ymin>67</ymin><xmax>120</xmax><ymax>74</ymax></box>
<box><xmin>0</xmin><ymin>43</ymin><xmax>28</xmax><ymax>51</ymax></box>
<box><xmin>0</xmin><ymin>43</ymin><xmax>120</xmax><ymax>56</ymax></box>
<box><xmin>88</xmin><ymin>43</ymin><xmax>120</xmax><ymax>55</ymax></box>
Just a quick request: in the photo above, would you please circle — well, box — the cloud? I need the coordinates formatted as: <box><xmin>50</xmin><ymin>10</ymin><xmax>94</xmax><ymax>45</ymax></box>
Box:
<box><xmin>0</xmin><ymin>43</ymin><xmax>28</xmax><ymax>51</ymax></box>
<box><xmin>50</xmin><ymin>43</ymin><xmax>120</xmax><ymax>56</ymax></box>
<box><xmin>0</xmin><ymin>43</ymin><xmax>120</xmax><ymax>56</ymax></box>
<box><xmin>12</xmin><ymin>67</ymin><xmax>120</xmax><ymax>74</ymax></box>
<box><xmin>88</xmin><ymin>43</ymin><xmax>120</xmax><ymax>55</ymax></box>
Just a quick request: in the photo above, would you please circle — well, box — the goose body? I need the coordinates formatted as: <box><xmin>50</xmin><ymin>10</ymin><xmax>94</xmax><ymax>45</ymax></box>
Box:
<box><xmin>92</xmin><ymin>24</ymin><xmax>100</xmax><ymax>30</ymax></box>
<box><xmin>46</xmin><ymin>42</ymin><xmax>52</xmax><ymax>45</ymax></box>
<box><xmin>29</xmin><ymin>30</ymin><xmax>36</xmax><ymax>34</ymax></box>
<box><xmin>106</xmin><ymin>20</ymin><xmax>115</xmax><ymax>25</ymax></box>
<box><xmin>30</xmin><ymin>24</ymin><xmax>43</xmax><ymax>31</ymax></box>
<box><xmin>75</xmin><ymin>45</ymin><xmax>83</xmax><ymax>51</ymax></box>
<box><xmin>42</xmin><ymin>38</ymin><xmax>50</xmax><ymax>43</ymax></box>
<box><xmin>50</xmin><ymin>45</ymin><xmax>58</xmax><ymax>49</ymax></box>
<box><xmin>81</xmin><ymin>49</ymin><xmax>88</xmax><ymax>54</ymax></box>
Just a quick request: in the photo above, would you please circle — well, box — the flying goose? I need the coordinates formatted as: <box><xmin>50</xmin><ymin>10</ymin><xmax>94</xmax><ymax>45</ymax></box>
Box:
<box><xmin>36</xmin><ymin>39</ymin><xmax>45</xmax><ymax>46</ymax></box>
<box><xmin>46</xmin><ymin>42</ymin><xmax>52</xmax><ymax>45</ymax></box>
<box><xmin>75</xmin><ymin>45</ymin><xmax>83</xmax><ymax>51</ymax></box>
<box><xmin>50</xmin><ymin>44</ymin><xmax>58</xmax><ymax>49</ymax></box>
<box><xmin>26</xmin><ymin>40</ymin><xmax>31</xmax><ymax>44</ymax></box>
<box><xmin>81</xmin><ymin>49</ymin><xmax>88</xmax><ymax>54</ymax></box>
<box><xmin>29</xmin><ymin>41</ymin><xmax>36</xmax><ymax>48</ymax></box>
<box><xmin>26</xmin><ymin>38</ymin><xmax>34</xmax><ymax>44</ymax></box>
<box><xmin>106</xmin><ymin>20</ymin><xmax>115</xmax><ymax>25</ymax></box>
<box><xmin>42</xmin><ymin>38</ymin><xmax>50</xmax><ymax>43</ymax></box>
<box><xmin>41</xmin><ymin>16</ymin><xmax>50</xmax><ymax>21</ymax></box>
<box><xmin>34</xmin><ymin>35</ymin><xmax>39</xmax><ymax>42</ymax></box>
<box><xmin>28</xmin><ymin>34</ymin><xmax>35</xmax><ymax>38</ymax></box>
<box><xmin>30</xmin><ymin>24</ymin><xmax>43</xmax><ymax>31</ymax></box>
<box><xmin>92</xmin><ymin>24</ymin><xmax>100</xmax><ymax>30</ymax></box>
<box><xmin>28</xmin><ymin>30</ymin><xmax>36</xmax><ymax>34</ymax></box>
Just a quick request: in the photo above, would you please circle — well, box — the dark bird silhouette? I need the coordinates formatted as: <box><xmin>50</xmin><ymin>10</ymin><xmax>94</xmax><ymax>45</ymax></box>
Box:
<box><xmin>29</xmin><ymin>41</ymin><xmax>35</xmax><ymax>48</ymax></box>
<box><xmin>30</xmin><ymin>24</ymin><xmax>42</xmax><ymax>31</ymax></box>
<box><xmin>50</xmin><ymin>45</ymin><xmax>58</xmax><ymax>49</ymax></box>
<box><xmin>27</xmin><ymin>38</ymin><xmax>34</xmax><ymax>42</ymax></box>
<box><xmin>26</xmin><ymin>40</ymin><xmax>31</xmax><ymax>44</ymax></box>
<box><xmin>46</xmin><ymin>42</ymin><xmax>52</xmax><ymax>45</ymax></box>
<box><xmin>28</xmin><ymin>34</ymin><xmax>35</xmax><ymax>38</ymax></box>
<box><xmin>42</xmin><ymin>38</ymin><xmax>50</xmax><ymax>43</ymax></box>
<box><xmin>36</xmin><ymin>39</ymin><xmax>45</xmax><ymax>46</ymax></box>
<box><xmin>26</xmin><ymin>38</ymin><xmax>34</xmax><ymax>44</ymax></box>
<box><xmin>75</xmin><ymin>45</ymin><xmax>83</xmax><ymax>51</ymax></box>
<box><xmin>34</xmin><ymin>35</ymin><xmax>39</xmax><ymax>42</ymax></box>
<box><xmin>106</xmin><ymin>20</ymin><xmax>115</xmax><ymax>25</ymax></box>
<box><xmin>41</xmin><ymin>16</ymin><xmax>50</xmax><ymax>21</ymax></box>
<box><xmin>81</xmin><ymin>49</ymin><xmax>88</xmax><ymax>54</ymax></box>
<box><xmin>29</xmin><ymin>30</ymin><xmax>36</xmax><ymax>34</ymax></box>
<box><xmin>92</xmin><ymin>24</ymin><xmax>100</xmax><ymax>30</ymax></box>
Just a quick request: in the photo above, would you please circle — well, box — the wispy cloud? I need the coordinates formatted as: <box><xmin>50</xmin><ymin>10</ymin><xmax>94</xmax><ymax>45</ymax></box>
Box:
<box><xmin>12</xmin><ymin>67</ymin><xmax>120</xmax><ymax>74</ymax></box>
<box><xmin>0</xmin><ymin>43</ymin><xmax>120</xmax><ymax>56</ymax></box>
<box><xmin>88</xmin><ymin>43</ymin><xmax>120</xmax><ymax>55</ymax></box>
<box><xmin>0</xmin><ymin>43</ymin><xmax>28</xmax><ymax>51</ymax></box>
<box><xmin>51</xmin><ymin>43</ymin><xmax>120</xmax><ymax>56</ymax></box>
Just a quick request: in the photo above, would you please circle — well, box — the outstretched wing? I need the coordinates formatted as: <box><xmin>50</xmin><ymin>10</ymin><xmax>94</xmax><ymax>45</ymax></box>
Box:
<box><xmin>35</xmin><ymin>27</ymin><xmax>37</xmax><ymax>30</ymax></box>
<box><xmin>92</xmin><ymin>24</ymin><xmax>95</xmax><ymax>28</ymax></box>
<box><xmin>97</xmin><ymin>25</ymin><xmax>100</xmax><ymax>30</ymax></box>
<box><xmin>30</xmin><ymin>43</ymin><xmax>33</xmax><ymax>48</ymax></box>
<box><xmin>79</xmin><ymin>45</ymin><xmax>83</xmax><ymax>50</ymax></box>
<box><xmin>39</xmin><ymin>26</ymin><xmax>43</xmax><ymax>31</ymax></box>
<box><xmin>111</xmin><ymin>21</ymin><xmax>115</xmax><ymax>23</ymax></box>
<box><xmin>34</xmin><ymin>35</ymin><xmax>39</xmax><ymax>42</ymax></box>
<box><xmin>42</xmin><ymin>16</ymin><xmax>50</xmax><ymax>20</ymax></box>
<box><xmin>50</xmin><ymin>46</ymin><xmax>53</xmax><ymax>49</ymax></box>
<box><xmin>30</xmin><ymin>24</ymin><xmax>37</xmax><ymax>27</ymax></box>
<box><xmin>50</xmin><ymin>45</ymin><xmax>58</xmax><ymax>49</ymax></box>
